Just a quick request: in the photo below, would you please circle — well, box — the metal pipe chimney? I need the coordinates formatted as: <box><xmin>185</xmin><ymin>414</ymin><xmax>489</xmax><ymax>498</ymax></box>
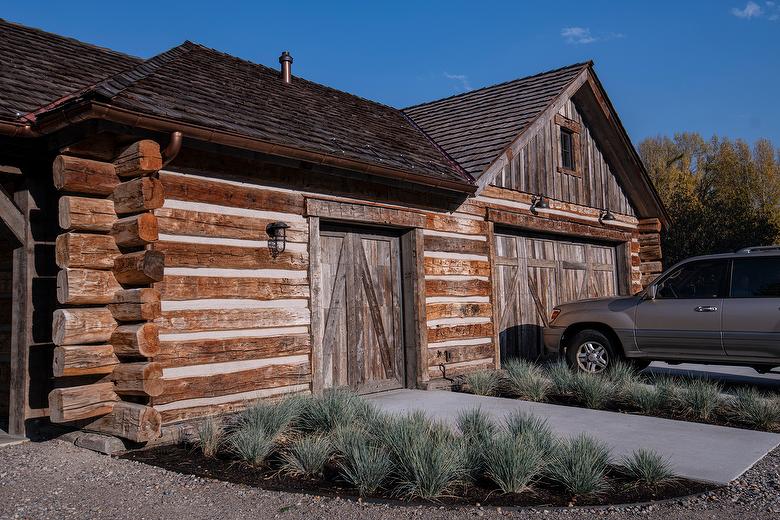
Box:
<box><xmin>279</xmin><ymin>51</ymin><xmax>293</xmax><ymax>84</ymax></box>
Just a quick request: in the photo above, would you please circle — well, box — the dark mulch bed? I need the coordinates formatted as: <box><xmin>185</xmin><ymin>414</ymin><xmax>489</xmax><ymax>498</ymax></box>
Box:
<box><xmin>121</xmin><ymin>444</ymin><xmax>715</xmax><ymax>508</ymax></box>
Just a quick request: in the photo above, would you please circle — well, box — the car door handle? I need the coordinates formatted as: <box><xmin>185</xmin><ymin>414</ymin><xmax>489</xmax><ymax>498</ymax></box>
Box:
<box><xmin>694</xmin><ymin>306</ymin><xmax>718</xmax><ymax>312</ymax></box>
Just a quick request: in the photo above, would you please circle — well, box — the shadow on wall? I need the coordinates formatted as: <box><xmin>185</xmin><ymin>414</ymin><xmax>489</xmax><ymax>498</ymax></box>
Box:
<box><xmin>499</xmin><ymin>324</ymin><xmax>557</xmax><ymax>364</ymax></box>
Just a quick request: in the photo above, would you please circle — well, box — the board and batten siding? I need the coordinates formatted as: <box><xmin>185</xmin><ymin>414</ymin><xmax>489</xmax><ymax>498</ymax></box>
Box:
<box><xmin>492</xmin><ymin>99</ymin><xmax>635</xmax><ymax>217</ymax></box>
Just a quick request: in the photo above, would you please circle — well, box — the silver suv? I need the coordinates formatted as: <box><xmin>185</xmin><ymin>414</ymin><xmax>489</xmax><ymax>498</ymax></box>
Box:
<box><xmin>544</xmin><ymin>246</ymin><xmax>780</xmax><ymax>373</ymax></box>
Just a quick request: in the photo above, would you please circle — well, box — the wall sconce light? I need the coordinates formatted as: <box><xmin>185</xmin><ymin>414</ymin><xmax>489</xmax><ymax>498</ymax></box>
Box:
<box><xmin>530</xmin><ymin>195</ymin><xmax>549</xmax><ymax>214</ymax></box>
<box><xmin>266</xmin><ymin>221</ymin><xmax>289</xmax><ymax>258</ymax></box>
<box><xmin>598</xmin><ymin>210</ymin><xmax>616</xmax><ymax>224</ymax></box>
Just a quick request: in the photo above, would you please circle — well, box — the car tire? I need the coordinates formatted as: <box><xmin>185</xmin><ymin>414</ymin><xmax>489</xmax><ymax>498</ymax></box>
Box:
<box><xmin>565</xmin><ymin>329</ymin><xmax>617</xmax><ymax>374</ymax></box>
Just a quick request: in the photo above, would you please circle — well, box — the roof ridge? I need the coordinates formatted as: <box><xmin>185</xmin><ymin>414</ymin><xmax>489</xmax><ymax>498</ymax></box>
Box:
<box><xmin>186</xmin><ymin>42</ymin><xmax>411</xmax><ymax>115</ymax></box>
<box><xmin>403</xmin><ymin>61</ymin><xmax>592</xmax><ymax>112</ymax></box>
<box><xmin>89</xmin><ymin>41</ymin><xmax>201</xmax><ymax>100</ymax></box>
<box><xmin>0</xmin><ymin>17</ymin><xmax>141</xmax><ymax>62</ymax></box>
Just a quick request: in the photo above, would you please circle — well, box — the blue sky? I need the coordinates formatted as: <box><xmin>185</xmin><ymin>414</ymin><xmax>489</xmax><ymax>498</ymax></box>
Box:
<box><xmin>3</xmin><ymin>1</ymin><xmax>779</xmax><ymax>146</ymax></box>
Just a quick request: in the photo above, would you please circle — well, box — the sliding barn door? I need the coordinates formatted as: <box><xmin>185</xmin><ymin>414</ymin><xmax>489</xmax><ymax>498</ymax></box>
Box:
<box><xmin>320</xmin><ymin>228</ymin><xmax>404</xmax><ymax>393</ymax></box>
<box><xmin>494</xmin><ymin>233</ymin><xmax>619</xmax><ymax>360</ymax></box>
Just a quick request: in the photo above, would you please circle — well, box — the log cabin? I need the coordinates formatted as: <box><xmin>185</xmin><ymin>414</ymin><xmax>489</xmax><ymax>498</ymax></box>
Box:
<box><xmin>0</xmin><ymin>19</ymin><xmax>667</xmax><ymax>443</ymax></box>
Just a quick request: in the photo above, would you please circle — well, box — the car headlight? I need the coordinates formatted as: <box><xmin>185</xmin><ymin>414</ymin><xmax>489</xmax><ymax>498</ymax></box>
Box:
<box><xmin>549</xmin><ymin>307</ymin><xmax>561</xmax><ymax>323</ymax></box>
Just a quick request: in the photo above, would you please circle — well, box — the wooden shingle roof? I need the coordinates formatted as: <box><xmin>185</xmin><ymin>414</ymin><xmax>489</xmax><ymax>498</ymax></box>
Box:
<box><xmin>403</xmin><ymin>63</ymin><xmax>588</xmax><ymax>177</ymax></box>
<box><xmin>76</xmin><ymin>42</ymin><xmax>472</xmax><ymax>187</ymax></box>
<box><xmin>0</xmin><ymin>18</ymin><xmax>141</xmax><ymax>121</ymax></box>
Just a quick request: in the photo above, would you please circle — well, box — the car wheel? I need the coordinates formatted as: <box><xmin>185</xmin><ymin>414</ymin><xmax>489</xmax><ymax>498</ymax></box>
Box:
<box><xmin>566</xmin><ymin>329</ymin><xmax>616</xmax><ymax>374</ymax></box>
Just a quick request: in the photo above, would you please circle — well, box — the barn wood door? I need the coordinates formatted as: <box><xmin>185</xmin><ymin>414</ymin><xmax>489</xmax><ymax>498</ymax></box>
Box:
<box><xmin>494</xmin><ymin>233</ymin><xmax>619</xmax><ymax>360</ymax></box>
<box><xmin>320</xmin><ymin>228</ymin><xmax>404</xmax><ymax>393</ymax></box>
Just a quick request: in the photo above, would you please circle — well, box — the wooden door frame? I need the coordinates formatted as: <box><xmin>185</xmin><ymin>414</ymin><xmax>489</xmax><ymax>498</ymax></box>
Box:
<box><xmin>0</xmin><ymin>186</ymin><xmax>30</xmax><ymax>436</ymax></box>
<box><xmin>309</xmin><ymin>216</ymin><xmax>427</xmax><ymax>394</ymax></box>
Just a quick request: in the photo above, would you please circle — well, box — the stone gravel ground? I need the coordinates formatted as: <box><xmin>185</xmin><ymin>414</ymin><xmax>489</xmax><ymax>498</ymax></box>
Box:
<box><xmin>1</xmin><ymin>440</ymin><xmax>778</xmax><ymax>520</ymax></box>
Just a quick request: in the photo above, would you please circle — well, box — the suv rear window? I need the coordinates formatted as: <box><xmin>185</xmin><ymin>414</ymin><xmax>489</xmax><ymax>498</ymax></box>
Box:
<box><xmin>656</xmin><ymin>260</ymin><xmax>728</xmax><ymax>299</ymax></box>
<box><xmin>730</xmin><ymin>257</ymin><xmax>780</xmax><ymax>297</ymax></box>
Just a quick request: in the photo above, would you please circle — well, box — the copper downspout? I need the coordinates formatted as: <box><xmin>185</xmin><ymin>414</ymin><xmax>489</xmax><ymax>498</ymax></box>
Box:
<box><xmin>36</xmin><ymin>101</ymin><xmax>477</xmax><ymax>194</ymax></box>
<box><xmin>161</xmin><ymin>131</ymin><xmax>182</xmax><ymax>166</ymax></box>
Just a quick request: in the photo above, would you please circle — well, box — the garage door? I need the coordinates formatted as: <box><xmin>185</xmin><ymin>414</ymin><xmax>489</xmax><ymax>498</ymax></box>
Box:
<box><xmin>494</xmin><ymin>233</ymin><xmax>620</xmax><ymax>360</ymax></box>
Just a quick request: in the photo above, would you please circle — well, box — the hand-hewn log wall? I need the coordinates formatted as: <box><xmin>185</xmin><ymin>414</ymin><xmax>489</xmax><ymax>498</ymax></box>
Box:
<box><xmin>48</xmin><ymin>140</ymin><xmax>165</xmax><ymax>442</ymax></box>
<box><xmin>45</xmin><ymin>123</ymin><xmax>663</xmax><ymax>432</ymax></box>
<box><xmin>150</xmin><ymin>171</ymin><xmax>312</xmax><ymax>423</ymax></box>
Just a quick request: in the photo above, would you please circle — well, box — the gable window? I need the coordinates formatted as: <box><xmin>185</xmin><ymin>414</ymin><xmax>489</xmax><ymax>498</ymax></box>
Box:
<box><xmin>561</xmin><ymin>128</ymin><xmax>575</xmax><ymax>170</ymax></box>
<box><xmin>554</xmin><ymin>113</ymin><xmax>581</xmax><ymax>177</ymax></box>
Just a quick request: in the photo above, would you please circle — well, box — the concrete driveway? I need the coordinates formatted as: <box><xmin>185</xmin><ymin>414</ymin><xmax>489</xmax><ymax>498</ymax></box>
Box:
<box><xmin>366</xmin><ymin>389</ymin><xmax>780</xmax><ymax>486</ymax></box>
<box><xmin>645</xmin><ymin>362</ymin><xmax>780</xmax><ymax>388</ymax></box>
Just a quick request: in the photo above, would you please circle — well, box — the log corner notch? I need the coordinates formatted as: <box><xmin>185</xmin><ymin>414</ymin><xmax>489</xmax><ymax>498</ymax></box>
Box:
<box><xmin>634</xmin><ymin>217</ymin><xmax>663</xmax><ymax>292</ymax></box>
<box><xmin>50</xmin><ymin>138</ymin><xmax>168</xmax><ymax>443</ymax></box>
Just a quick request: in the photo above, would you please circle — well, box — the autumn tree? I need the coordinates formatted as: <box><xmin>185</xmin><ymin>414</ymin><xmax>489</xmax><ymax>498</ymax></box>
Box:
<box><xmin>639</xmin><ymin>133</ymin><xmax>780</xmax><ymax>267</ymax></box>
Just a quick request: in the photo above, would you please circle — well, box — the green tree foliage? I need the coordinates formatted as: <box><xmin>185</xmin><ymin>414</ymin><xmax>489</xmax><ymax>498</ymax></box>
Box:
<box><xmin>639</xmin><ymin>133</ymin><xmax>780</xmax><ymax>266</ymax></box>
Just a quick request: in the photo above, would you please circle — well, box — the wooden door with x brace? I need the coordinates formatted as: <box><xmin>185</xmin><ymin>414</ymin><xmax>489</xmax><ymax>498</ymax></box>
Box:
<box><xmin>319</xmin><ymin>226</ymin><xmax>405</xmax><ymax>393</ymax></box>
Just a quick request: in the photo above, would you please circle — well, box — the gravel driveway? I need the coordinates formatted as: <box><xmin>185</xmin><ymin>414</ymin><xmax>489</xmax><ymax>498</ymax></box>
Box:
<box><xmin>1</xmin><ymin>440</ymin><xmax>778</xmax><ymax>520</ymax></box>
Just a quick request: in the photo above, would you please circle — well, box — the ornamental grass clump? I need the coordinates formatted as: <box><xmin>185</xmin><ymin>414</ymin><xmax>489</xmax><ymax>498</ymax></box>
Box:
<box><xmin>456</xmin><ymin>408</ymin><xmax>497</xmax><ymax>481</ymax></box>
<box><xmin>730</xmin><ymin>387</ymin><xmax>780</xmax><ymax>430</ymax></box>
<box><xmin>228</xmin><ymin>425</ymin><xmax>278</xmax><ymax>466</ymax></box>
<box><xmin>237</xmin><ymin>401</ymin><xmax>297</xmax><ymax>438</ymax></box>
<box><xmin>483</xmin><ymin>434</ymin><xmax>545</xmax><ymax>494</ymax></box>
<box><xmin>503</xmin><ymin>411</ymin><xmax>557</xmax><ymax>459</ymax></box>
<box><xmin>676</xmin><ymin>378</ymin><xmax>723</xmax><ymax>421</ymax></box>
<box><xmin>333</xmin><ymin>426</ymin><xmax>393</xmax><ymax>496</ymax></box>
<box><xmin>606</xmin><ymin>360</ymin><xmax>642</xmax><ymax>395</ymax></box>
<box><xmin>229</xmin><ymin>401</ymin><xmax>296</xmax><ymax>466</ymax></box>
<box><xmin>465</xmin><ymin>370</ymin><xmax>502</xmax><ymax>396</ymax></box>
<box><xmin>652</xmin><ymin>375</ymin><xmax>683</xmax><ymax>403</ymax></box>
<box><xmin>626</xmin><ymin>383</ymin><xmax>665</xmax><ymax>414</ymax></box>
<box><xmin>618</xmin><ymin>448</ymin><xmax>676</xmax><ymax>486</ymax></box>
<box><xmin>545</xmin><ymin>360</ymin><xmax>576</xmax><ymax>395</ymax></box>
<box><xmin>570</xmin><ymin>371</ymin><xmax>615</xmax><ymax>409</ymax></box>
<box><xmin>378</xmin><ymin>412</ymin><xmax>465</xmax><ymax>500</ymax></box>
<box><xmin>280</xmin><ymin>434</ymin><xmax>333</xmax><ymax>478</ymax></box>
<box><xmin>546</xmin><ymin>433</ymin><xmax>611</xmax><ymax>496</ymax></box>
<box><xmin>197</xmin><ymin>417</ymin><xmax>224</xmax><ymax>458</ymax></box>
<box><xmin>503</xmin><ymin>359</ymin><xmax>551</xmax><ymax>402</ymax></box>
<box><xmin>296</xmin><ymin>388</ymin><xmax>379</xmax><ymax>433</ymax></box>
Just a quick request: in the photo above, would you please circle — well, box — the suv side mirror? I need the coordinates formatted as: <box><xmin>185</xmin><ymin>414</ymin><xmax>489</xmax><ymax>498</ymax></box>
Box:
<box><xmin>646</xmin><ymin>284</ymin><xmax>658</xmax><ymax>300</ymax></box>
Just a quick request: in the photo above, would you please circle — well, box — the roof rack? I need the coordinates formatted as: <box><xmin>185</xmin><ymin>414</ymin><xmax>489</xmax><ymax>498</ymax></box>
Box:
<box><xmin>737</xmin><ymin>245</ymin><xmax>780</xmax><ymax>254</ymax></box>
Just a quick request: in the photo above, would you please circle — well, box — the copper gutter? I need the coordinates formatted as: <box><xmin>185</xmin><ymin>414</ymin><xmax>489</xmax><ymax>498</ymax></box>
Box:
<box><xmin>0</xmin><ymin>120</ymin><xmax>38</xmax><ymax>138</ymax></box>
<box><xmin>36</xmin><ymin>100</ymin><xmax>477</xmax><ymax>194</ymax></box>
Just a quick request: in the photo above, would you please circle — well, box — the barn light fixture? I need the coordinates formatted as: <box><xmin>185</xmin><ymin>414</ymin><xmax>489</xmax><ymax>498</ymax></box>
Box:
<box><xmin>598</xmin><ymin>210</ymin><xmax>615</xmax><ymax>224</ymax></box>
<box><xmin>266</xmin><ymin>221</ymin><xmax>290</xmax><ymax>258</ymax></box>
<box><xmin>530</xmin><ymin>195</ymin><xmax>549</xmax><ymax>214</ymax></box>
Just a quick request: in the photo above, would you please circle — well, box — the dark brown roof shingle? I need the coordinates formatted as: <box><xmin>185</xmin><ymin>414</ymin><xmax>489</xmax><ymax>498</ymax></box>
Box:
<box><xmin>79</xmin><ymin>42</ymin><xmax>472</xmax><ymax>186</ymax></box>
<box><xmin>0</xmin><ymin>18</ymin><xmax>141</xmax><ymax>121</ymax></box>
<box><xmin>403</xmin><ymin>63</ymin><xmax>588</xmax><ymax>177</ymax></box>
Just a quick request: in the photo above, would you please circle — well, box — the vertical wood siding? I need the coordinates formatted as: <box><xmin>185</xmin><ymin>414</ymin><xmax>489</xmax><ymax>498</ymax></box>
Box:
<box><xmin>493</xmin><ymin>98</ymin><xmax>636</xmax><ymax>217</ymax></box>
